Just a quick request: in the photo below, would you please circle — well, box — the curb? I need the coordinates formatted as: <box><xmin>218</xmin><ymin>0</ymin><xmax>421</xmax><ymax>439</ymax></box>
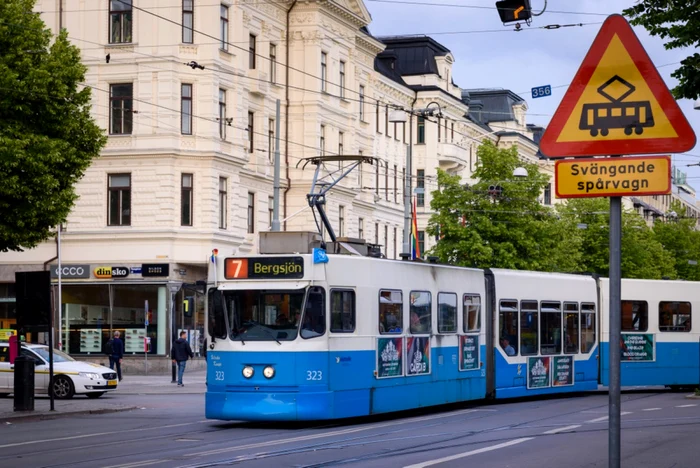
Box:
<box><xmin>0</xmin><ymin>406</ymin><xmax>138</xmax><ymax>424</ymax></box>
<box><xmin>685</xmin><ymin>394</ymin><xmax>700</xmax><ymax>399</ymax></box>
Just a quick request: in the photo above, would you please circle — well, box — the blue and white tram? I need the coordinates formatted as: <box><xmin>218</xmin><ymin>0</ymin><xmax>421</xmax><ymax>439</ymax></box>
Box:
<box><xmin>205</xmin><ymin>254</ymin><xmax>487</xmax><ymax>421</ymax></box>
<box><xmin>599</xmin><ymin>278</ymin><xmax>700</xmax><ymax>388</ymax></box>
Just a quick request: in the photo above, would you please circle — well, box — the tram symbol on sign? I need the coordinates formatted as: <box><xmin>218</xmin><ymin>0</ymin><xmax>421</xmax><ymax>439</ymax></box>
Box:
<box><xmin>579</xmin><ymin>75</ymin><xmax>655</xmax><ymax>137</ymax></box>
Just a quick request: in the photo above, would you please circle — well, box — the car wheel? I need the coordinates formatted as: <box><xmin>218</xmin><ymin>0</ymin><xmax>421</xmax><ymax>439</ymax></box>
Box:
<box><xmin>52</xmin><ymin>375</ymin><xmax>75</xmax><ymax>399</ymax></box>
<box><xmin>86</xmin><ymin>392</ymin><xmax>105</xmax><ymax>399</ymax></box>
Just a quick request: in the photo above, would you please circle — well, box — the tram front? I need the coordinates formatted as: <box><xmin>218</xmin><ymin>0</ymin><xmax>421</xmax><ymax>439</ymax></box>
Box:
<box><xmin>205</xmin><ymin>254</ymin><xmax>331</xmax><ymax>421</ymax></box>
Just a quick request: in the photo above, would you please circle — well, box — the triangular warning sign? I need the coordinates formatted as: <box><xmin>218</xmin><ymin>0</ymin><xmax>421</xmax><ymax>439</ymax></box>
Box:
<box><xmin>540</xmin><ymin>14</ymin><xmax>696</xmax><ymax>158</ymax></box>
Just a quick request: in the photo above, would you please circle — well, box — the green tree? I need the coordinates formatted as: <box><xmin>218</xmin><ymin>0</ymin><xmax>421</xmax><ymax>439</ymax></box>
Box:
<box><xmin>623</xmin><ymin>1</ymin><xmax>700</xmax><ymax>100</ymax></box>
<box><xmin>653</xmin><ymin>201</ymin><xmax>700</xmax><ymax>280</ymax></box>
<box><xmin>427</xmin><ymin>141</ymin><xmax>582</xmax><ymax>272</ymax></box>
<box><xmin>0</xmin><ymin>0</ymin><xmax>106</xmax><ymax>252</ymax></box>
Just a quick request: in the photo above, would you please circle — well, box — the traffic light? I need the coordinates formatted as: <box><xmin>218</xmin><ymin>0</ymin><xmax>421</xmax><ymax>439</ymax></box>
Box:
<box><xmin>496</xmin><ymin>0</ymin><xmax>532</xmax><ymax>24</ymax></box>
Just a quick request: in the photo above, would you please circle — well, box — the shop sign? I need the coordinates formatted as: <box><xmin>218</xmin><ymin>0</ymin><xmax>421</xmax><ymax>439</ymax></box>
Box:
<box><xmin>141</xmin><ymin>263</ymin><xmax>170</xmax><ymax>277</ymax></box>
<box><xmin>552</xmin><ymin>356</ymin><xmax>574</xmax><ymax>386</ymax></box>
<box><xmin>376</xmin><ymin>337</ymin><xmax>403</xmax><ymax>379</ymax></box>
<box><xmin>0</xmin><ymin>329</ymin><xmax>16</xmax><ymax>340</ymax></box>
<box><xmin>527</xmin><ymin>356</ymin><xmax>551</xmax><ymax>389</ymax></box>
<box><xmin>50</xmin><ymin>264</ymin><xmax>90</xmax><ymax>279</ymax></box>
<box><xmin>621</xmin><ymin>333</ymin><xmax>655</xmax><ymax>361</ymax></box>
<box><xmin>93</xmin><ymin>266</ymin><xmax>129</xmax><ymax>279</ymax></box>
<box><xmin>130</xmin><ymin>267</ymin><xmax>142</xmax><ymax>274</ymax></box>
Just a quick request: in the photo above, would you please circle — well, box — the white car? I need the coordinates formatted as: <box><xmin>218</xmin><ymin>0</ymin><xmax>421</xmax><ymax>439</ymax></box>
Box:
<box><xmin>0</xmin><ymin>343</ymin><xmax>118</xmax><ymax>399</ymax></box>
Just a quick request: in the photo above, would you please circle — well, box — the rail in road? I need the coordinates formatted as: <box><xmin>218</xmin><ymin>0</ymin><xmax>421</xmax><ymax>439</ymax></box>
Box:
<box><xmin>1</xmin><ymin>392</ymin><xmax>699</xmax><ymax>468</ymax></box>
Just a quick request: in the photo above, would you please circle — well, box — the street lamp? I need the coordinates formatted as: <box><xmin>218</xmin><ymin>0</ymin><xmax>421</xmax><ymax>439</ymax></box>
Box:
<box><xmin>389</xmin><ymin>102</ymin><xmax>443</xmax><ymax>259</ymax></box>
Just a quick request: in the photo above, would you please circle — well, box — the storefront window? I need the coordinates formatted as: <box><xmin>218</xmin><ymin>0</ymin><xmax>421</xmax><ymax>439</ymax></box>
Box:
<box><xmin>0</xmin><ymin>283</ymin><xmax>16</xmax><ymax>329</ymax></box>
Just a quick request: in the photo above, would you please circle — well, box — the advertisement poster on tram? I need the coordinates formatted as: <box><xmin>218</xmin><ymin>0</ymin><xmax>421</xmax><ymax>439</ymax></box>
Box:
<box><xmin>621</xmin><ymin>333</ymin><xmax>655</xmax><ymax>361</ymax></box>
<box><xmin>460</xmin><ymin>335</ymin><xmax>479</xmax><ymax>371</ymax></box>
<box><xmin>527</xmin><ymin>356</ymin><xmax>551</xmax><ymax>389</ymax></box>
<box><xmin>406</xmin><ymin>336</ymin><xmax>430</xmax><ymax>376</ymax></box>
<box><xmin>552</xmin><ymin>356</ymin><xmax>574</xmax><ymax>386</ymax></box>
<box><xmin>376</xmin><ymin>337</ymin><xmax>403</xmax><ymax>378</ymax></box>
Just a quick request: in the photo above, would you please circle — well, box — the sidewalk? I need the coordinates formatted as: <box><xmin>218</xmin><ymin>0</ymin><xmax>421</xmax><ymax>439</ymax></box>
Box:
<box><xmin>0</xmin><ymin>370</ymin><xmax>206</xmax><ymax>423</ymax></box>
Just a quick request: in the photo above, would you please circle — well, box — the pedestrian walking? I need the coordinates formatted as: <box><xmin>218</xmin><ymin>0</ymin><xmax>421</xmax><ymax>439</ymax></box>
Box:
<box><xmin>171</xmin><ymin>331</ymin><xmax>194</xmax><ymax>387</ymax></box>
<box><xmin>108</xmin><ymin>330</ymin><xmax>124</xmax><ymax>381</ymax></box>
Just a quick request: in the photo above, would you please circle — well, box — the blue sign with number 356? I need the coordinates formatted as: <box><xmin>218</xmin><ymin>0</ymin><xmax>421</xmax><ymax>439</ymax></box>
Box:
<box><xmin>531</xmin><ymin>85</ymin><xmax>552</xmax><ymax>99</ymax></box>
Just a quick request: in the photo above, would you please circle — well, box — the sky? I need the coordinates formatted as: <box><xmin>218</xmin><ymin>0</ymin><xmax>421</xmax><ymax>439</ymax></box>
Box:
<box><xmin>364</xmin><ymin>0</ymin><xmax>700</xmax><ymax>191</ymax></box>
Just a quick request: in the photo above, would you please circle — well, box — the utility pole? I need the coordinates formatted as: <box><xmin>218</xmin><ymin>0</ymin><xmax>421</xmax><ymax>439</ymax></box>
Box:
<box><xmin>403</xmin><ymin>113</ymin><xmax>413</xmax><ymax>256</ymax></box>
<box><xmin>272</xmin><ymin>99</ymin><xmax>282</xmax><ymax>231</ymax></box>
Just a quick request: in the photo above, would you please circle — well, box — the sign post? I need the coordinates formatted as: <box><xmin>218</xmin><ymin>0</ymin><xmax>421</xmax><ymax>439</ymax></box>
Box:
<box><xmin>144</xmin><ymin>300</ymin><xmax>149</xmax><ymax>375</ymax></box>
<box><xmin>540</xmin><ymin>14</ymin><xmax>696</xmax><ymax>468</ymax></box>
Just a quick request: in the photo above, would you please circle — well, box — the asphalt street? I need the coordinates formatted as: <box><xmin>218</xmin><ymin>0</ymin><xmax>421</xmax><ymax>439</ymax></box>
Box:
<box><xmin>1</xmin><ymin>390</ymin><xmax>699</xmax><ymax>467</ymax></box>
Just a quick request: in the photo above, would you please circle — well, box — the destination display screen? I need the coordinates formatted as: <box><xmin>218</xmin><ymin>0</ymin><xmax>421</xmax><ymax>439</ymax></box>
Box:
<box><xmin>224</xmin><ymin>257</ymin><xmax>304</xmax><ymax>280</ymax></box>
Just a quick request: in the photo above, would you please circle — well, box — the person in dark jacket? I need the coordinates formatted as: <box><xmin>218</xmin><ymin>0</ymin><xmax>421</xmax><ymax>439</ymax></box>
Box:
<box><xmin>171</xmin><ymin>331</ymin><xmax>194</xmax><ymax>387</ymax></box>
<box><xmin>110</xmin><ymin>330</ymin><xmax>125</xmax><ymax>381</ymax></box>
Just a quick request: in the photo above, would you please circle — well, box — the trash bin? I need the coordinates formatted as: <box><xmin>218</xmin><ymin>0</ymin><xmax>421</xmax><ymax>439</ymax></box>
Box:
<box><xmin>13</xmin><ymin>355</ymin><xmax>35</xmax><ymax>412</ymax></box>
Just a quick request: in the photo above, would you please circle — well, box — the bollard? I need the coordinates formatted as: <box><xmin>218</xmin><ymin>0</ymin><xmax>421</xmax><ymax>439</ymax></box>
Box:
<box><xmin>13</xmin><ymin>355</ymin><xmax>35</xmax><ymax>411</ymax></box>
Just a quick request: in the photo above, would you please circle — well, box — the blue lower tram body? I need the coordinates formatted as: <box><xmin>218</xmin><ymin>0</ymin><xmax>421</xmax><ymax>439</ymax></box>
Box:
<box><xmin>205</xmin><ymin>346</ymin><xmax>600</xmax><ymax>421</ymax></box>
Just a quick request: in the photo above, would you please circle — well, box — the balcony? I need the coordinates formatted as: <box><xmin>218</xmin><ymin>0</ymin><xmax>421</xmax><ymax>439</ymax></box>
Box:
<box><xmin>247</xmin><ymin>69</ymin><xmax>269</xmax><ymax>96</ymax></box>
<box><xmin>437</xmin><ymin>140</ymin><xmax>469</xmax><ymax>172</ymax></box>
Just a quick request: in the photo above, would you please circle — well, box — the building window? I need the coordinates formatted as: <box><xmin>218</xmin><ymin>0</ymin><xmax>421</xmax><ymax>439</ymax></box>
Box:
<box><xmin>182</xmin><ymin>0</ymin><xmax>193</xmax><ymax>44</ymax></box>
<box><xmin>451</xmin><ymin>122</ymin><xmax>455</xmax><ymax>141</ymax></box>
<box><xmin>385</xmin><ymin>105</ymin><xmax>389</xmax><ymax>135</ymax></box>
<box><xmin>218</xmin><ymin>177</ymin><xmax>227</xmax><ymax>229</ymax></box>
<box><xmin>339</xmin><ymin>205</ymin><xmax>345</xmax><ymax>237</ymax></box>
<box><xmin>375</xmin><ymin>222</ymin><xmax>379</xmax><ymax>245</ymax></box>
<box><xmin>376</xmin><ymin>103</ymin><xmax>381</xmax><ymax>134</ymax></box>
<box><xmin>321</xmin><ymin>52</ymin><xmax>327</xmax><ymax>92</ymax></box>
<box><xmin>268</xmin><ymin>118</ymin><xmax>275</xmax><ymax>163</ymax></box>
<box><xmin>109</xmin><ymin>0</ymin><xmax>132</xmax><ymax>44</ymax></box>
<box><xmin>437</xmin><ymin>117</ymin><xmax>441</xmax><ymax>141</ymax></box>
<box><xmin>268</xmin><ymin>196</ymin><xmax>274</xmax><ymax>228</ymax></box>
<box><xmin>359</xmin><ymin>85</ymin><xmax>365</xmax><ymax>121</ymax></box>
<box><xmin>338</xmin><ymin>132</ymin><xmax>344</xmax><ymax>155</ymax></box>
<box><xmin>218</xmin><ymin>89</ymin><xmax>226</xmax><ymax>139</ymax></box>
<box><xmin>108</xmin><ymin>174</ymin><xmax>131</xmax><ymax>226</ymax></box>
<box><xmin>417</xmin><ymin>116</ymin><xmax>425</xmax><ymax>144</ymax></box>
<box><xmin>416</xmin><ymin>169</ymin><xmax>425</xmax><ymax>207</ymax></box>
<box><xmin>417</xmin><ymin>231</ymin><xmax>425</xmax><ymax>257</ymax></box>
<box><xmin>247</xmin><ymin>192</ymin><xmax>255</xmax><ymax>234</ymax></box>
<box><xmin>384</xmin><ymin>162</ymin><xmax>389</xmax><ymax>201</ymax></box>
<box><xmin>394</xmin><ymin>122</ymin><xmax>399</xmax><ymax>141</ymax></box>
<box><xmin>402</xmin><ymin>168</ymin><xmax>405</xmax><ymax>197</ymax></box>
<box><xmin>384</xmin><ymin>225</ymin><xmax>388</xmax><ymax>254</ymax></box>
<box><xmin>269</xmin><ymin>44</ymin><xmax>277</xmax><ymax>84</ymax></box>
<box><xmin>339</xmin><ymin>61</ymin><xmax>345</xmax><ymax>98</ymax></box>
<box><xmin>247</xmin><ymin>111</ymin><xmax>254</xmax><ymax>153</ymax></box>
<box><xmin>331</xmin><ymin>290</ymin><xmax>355</xmax><ymax>333</ymax></box>
<box><xmin>181</xmin><ymin>84</ymin><xmax>192</xmax><ymax>135</ymax></box>
<box><xmin>181</xmin><ymin>174</ymin><xmax>193</xmax><ymax>226</ymax></box>
<box><xmin>375</xmin><ymin>162</ymin><xmax>379</xmax><ymax>196</ymax></box>
<box><xmin>393</xmin><ymin>164</ymin><xmax>398</xmax><ymax>203</ymax></box>
<box><xmin>320</xmin><ymin>125</ymin><xmax>325</xmax><ymax>156</ymax></box>
<box><xmin>358</xmin><ymin>150</ymin><xmax>364</xmax><ymax>187</ymax></box>
<box><xmin>358</xmin><ymin>217</ymin><xmax>364</xmax><ymax>239</ymax></box>
<box><xmin>220</xmin><ymin>5</ymin><xmax>228</xmax><ymax>50</ymax></box>
<box><xmin>393</xmin><ymin>227</ymin><xmax>397</xmax><ymax>259</ymax></box>
<box><xmin>544</xmin><ymin>183</ymin><xmax>552</xmax><ymax>205</ymax></box>
<box><xmin>249</xmin><ymin>34</ymin><xmax>256</xmax><ymax>69</ymax></box>
<box><xmin>109</xmin><ymin>84</ymin><xmax>133</xmax><ymax>135</ymax></box>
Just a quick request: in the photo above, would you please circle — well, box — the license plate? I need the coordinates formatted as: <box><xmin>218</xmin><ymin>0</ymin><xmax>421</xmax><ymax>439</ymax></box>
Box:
<box><xmin>108</xmin><ymin>380</ymin><xmax>117</xmax><ymax>386</ymax></box>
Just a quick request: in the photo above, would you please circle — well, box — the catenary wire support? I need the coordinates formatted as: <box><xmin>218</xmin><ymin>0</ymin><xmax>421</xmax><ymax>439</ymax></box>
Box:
<box><xmin>297</xmin><ymin>155</ymin><xmax>376</xmax><ymax>246</ymax></box>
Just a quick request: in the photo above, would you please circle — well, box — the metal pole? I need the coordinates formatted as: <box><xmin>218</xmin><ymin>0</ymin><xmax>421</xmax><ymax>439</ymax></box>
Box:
<box><xmin>57</xmin><ymin>225</ymin><xmax>62</xmax><ymax>351</ymax></box>
<box><xmin>272</xmin><ymin>99</ymin><xmax>282</xmax><ymax>231</ymax></box>
<box><xmin>48</xmin><ymin>283</ymin><xmax>55</xmax><ymax>411</ymax></box>
<box><xmin>402</xmin><ymin>113</ymin><xmax>413</xmax><ymax>257</ymax></box>
<box><xmin>609</xmin><ymin>194</ymin><xmax>622</xmax><ymax>468</ymax></box>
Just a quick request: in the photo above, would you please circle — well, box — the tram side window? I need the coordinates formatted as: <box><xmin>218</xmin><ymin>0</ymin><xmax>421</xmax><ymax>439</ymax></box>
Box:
<box><xmin>581</xmin><ymin>303</ymin><xmax>596</xmax><ymax>353</ymax></box>
<box><xmin>330</xmin><ymin>289</ymin><xmax>355</xmax><ymax>333</ymax></box>
<box><xmin>410</xmin><ymin>291</ymin><xmax>432</xmax><ymax>334</ymax></box>
<box><xmin>519</xmin><ymin>300</ymin><xmax>538</xmax><ymax>356</ymax></box>
<box><xmin>438</xmin><ymin>292</ymin><xmax>457</xmax><ymax>333</ymax></box>
<box><xmin>379</xmin><ymin>290</ymin><xmax>403</xmax><ymax>334</ymax></box>
<box><xmin>659</xmin><ymin>301</ymin><xmax>691</xmax><ymax>332</ymax></box>
<box><xmin>564</xmin><ymin>302</ymin><xmax>579</xmax><ymax>354</ymax></box>
<box><xmin>499</xmin><ymin>300</ymin><xmax>518</xmax><ymax>356</ymax></box>
<box><xmin>540</xmin><ymin>301</ymin><xmax>562</xmax><ymax>355</ymax></box>
<box><xmin>207</xmin><ymin>288</ymin><xmax>227</xmax><ymax>339</ymax></box>
<box><xmin>301</xmin><ymin>286</ymin><xmax>326</xmax><ymax>339</ymax></box>
<box><xmin>463</xmin><ymin>294</ymin><xmax>481</xmax><ymax>332</ymax></box>
<box><xmin>622</xmin><ymin>300</ymin><xmax>648</xmax><ymax>331</ymax></box>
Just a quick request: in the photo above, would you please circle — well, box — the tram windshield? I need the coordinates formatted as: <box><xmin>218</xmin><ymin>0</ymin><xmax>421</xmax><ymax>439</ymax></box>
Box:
<box><xmin>224</xmin><ymin>287</ymin><xmax>326</xmax><ymax>342</ymax></box>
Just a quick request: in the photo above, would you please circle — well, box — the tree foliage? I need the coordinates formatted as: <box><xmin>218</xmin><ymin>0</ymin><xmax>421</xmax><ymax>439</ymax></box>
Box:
<box><xmin>623</xmin><ymin>1</ymin><xmax>700</xmax><ymax>100</ymax></box>
<box><xmin>653</xmin><ymin>200</ymin><xmax>700</xmax><ymax>281</ymax></box>
<box><xmin>0</xmin><ymin>0</ymin><xmax>106</xmax><ymax>252</ymax></box>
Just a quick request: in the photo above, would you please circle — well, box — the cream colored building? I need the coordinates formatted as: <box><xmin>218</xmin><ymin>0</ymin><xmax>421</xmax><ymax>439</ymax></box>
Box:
<box><xmin>0</xmin><ymin>0</ymin><xmax>548</xmax><ymax>357</ymax></box>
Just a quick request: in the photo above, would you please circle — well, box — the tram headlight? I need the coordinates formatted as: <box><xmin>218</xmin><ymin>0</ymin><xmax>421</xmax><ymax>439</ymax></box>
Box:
<box><xmin>242</xmin><ymin>366</ymin><xmax>254</xmax><ymax>379</ymax></box>
<box><xmin>263</xmin><ymin>366</ymin><xmax>275</xmax><ymax>379</ymax></box>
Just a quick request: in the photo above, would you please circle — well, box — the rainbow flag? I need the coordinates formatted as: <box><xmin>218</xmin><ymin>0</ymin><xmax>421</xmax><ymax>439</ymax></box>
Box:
<box><xmin>411</xmin><ymin>196</ymin><xmax>420</xmax><ymax>260</ymax></box>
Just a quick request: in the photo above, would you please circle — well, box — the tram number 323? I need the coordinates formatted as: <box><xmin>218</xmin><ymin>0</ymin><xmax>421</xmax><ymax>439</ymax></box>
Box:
<box><xmin>306</xmin><ymin>370</ymin><xmax>323</xmax><ymax>381</ymax></box>
<box><xmin>215</xmin><ymin>371</ymin><xmax>225</xmax><ymax>381</ymax></box>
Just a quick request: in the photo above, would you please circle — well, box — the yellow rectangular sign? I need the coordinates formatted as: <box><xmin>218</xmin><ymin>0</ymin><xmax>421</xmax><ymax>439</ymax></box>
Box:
<box><xmin>0</xmin><ymin>329</ymin><xmax>16</xmax><ymax>340</ymax></box>
<box><xmin>555</xmin><ymin>156</ymin><xmax>671</xmax><ymax>198</ymax></box>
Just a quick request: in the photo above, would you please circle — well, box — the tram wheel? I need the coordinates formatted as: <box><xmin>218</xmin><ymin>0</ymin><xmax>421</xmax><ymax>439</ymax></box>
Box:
<box><xmin>624</xmin><ymin>126</ymin><xmax>633</xmax><ymax>136</ymax></box>
<box><xmin>635</xmin><ymin>125</ymin><xmax>643</xmax><ymax>135</ymax></box>
<box><xmin>590</xmin><ymin>128</ymin><xmax>599</xmax><ymax>137</ymax></box>
<box><xmin>601</xmin><ymin>128</ymin><xmax>609</xmax><ymax>137</ymax></box>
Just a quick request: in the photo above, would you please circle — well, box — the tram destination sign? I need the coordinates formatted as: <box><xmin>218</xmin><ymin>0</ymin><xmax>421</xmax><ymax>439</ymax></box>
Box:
<box><xmin>555</xmin><ymin>155</ymin><xmax>671</xmax><ymax>198</ymax></box>
<box><xmin>224</xmin><ymin>257</ymin><xmax>304</xmax><ymax>280</ymax></box>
